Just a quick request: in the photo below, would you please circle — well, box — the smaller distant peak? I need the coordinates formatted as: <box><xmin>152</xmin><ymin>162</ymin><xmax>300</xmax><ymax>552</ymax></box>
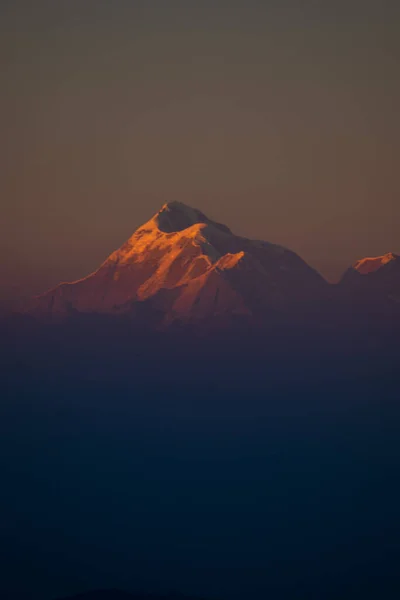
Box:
<box><xmin>353</xmin><ymin>252</ymin><xmax>398</xmax><ymax>275</ymax></box>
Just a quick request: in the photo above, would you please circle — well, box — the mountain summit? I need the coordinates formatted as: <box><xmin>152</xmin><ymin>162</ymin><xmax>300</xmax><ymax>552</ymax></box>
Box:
<box><xmin>30</xmin><ymin>202</ymin><xmax>327</xmax><ymax>325</ymax></box>
<box><xmin>339</xmin><ymin>252</ymin><xmax>400</xmax><ymax>315</ymax></box>
<box><xmin>353</xmin><ymin>252</ymin><xmax>398</xmax><ymax>275</ymax></box>
<box><xmin>150</xmin><ymin>201</ymin><xmax>232</xmax><ymax>234</ymax></box>
<box><xmin>341</xmin><ymin>252</ymin><xmax>399</xmax><ymax>283</ymax></box>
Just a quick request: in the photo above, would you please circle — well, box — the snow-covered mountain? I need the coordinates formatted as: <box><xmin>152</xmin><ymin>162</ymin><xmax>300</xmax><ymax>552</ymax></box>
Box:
<box><xmin>29</xmin><ymin>202</ymin><xmax>327</xmax><ymax>325</ymax></box>
<box><xmin>352</xmin><ymin>252</ymin><xmax>398</xmax><ymax>276</ymax></box>
<box><xmin>339</xmin><ymin>252</ymin><xmax>400</xmax><ymax>313</ymax></box>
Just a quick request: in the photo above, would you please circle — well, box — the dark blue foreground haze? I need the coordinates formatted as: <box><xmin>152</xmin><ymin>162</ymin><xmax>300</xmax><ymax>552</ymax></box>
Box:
<box><xmin>0</xmin><ymin>316</ymin><xmax>399</xmax><ymax>600</ymax></box>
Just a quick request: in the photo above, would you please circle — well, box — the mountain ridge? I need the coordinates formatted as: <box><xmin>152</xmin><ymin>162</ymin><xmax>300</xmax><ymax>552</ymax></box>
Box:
<box><xmin>28</xmin><ymin>202</ymin><xmax>328</xmax><ymax>325</ymax></box>
<box><xmin>19</xmin><ymin>201</ymin><xmax>399</xmax><ymax>327</ymax></box>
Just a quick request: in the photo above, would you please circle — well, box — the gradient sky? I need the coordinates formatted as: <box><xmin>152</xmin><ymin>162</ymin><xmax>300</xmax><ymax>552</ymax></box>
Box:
<box><xmin>1</xmin><ymin>0</ymin><xmax>399</xmax><ymax>304</ymax></box>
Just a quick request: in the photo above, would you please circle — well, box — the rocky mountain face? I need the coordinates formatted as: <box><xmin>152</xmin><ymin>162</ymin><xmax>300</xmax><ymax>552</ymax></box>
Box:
<box><xmin>29</xmin><ymin>202</ymin><xmax>328</xmax><ymax>326</ymax></box>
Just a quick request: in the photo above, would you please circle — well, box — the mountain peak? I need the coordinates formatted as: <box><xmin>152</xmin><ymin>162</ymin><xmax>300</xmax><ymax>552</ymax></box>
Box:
<box><xmin>353</xmin><ymin>252</ymin><xmax>398</xmax><ymax>275</ymax></box>
<box><xmin>150</xmin><ymin>202</ymin><xmax>231</xmax><ymax>235</ymax></box>
<box><xmin>28</xmin><ymin>202</ymin><xmax>327</xmax><ymax>324</ymax></box>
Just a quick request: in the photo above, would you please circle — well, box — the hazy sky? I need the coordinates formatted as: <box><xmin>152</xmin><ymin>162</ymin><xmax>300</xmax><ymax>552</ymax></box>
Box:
<box><xmin>1</xmin><ymin>0</ymin><xmax>399</xmax><ymax>302</ymax></box>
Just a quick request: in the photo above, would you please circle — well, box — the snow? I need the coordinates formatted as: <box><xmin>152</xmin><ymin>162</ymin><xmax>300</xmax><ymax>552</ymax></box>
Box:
<box><xmin>29</xmin><ymin>202</ymin><xmax>328</xmax><ymax>322</ymax></box>
<box><xmin>353</xmin><ymin>253</ymin><xmax>397</xmax><ymax>275</ymax></box>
